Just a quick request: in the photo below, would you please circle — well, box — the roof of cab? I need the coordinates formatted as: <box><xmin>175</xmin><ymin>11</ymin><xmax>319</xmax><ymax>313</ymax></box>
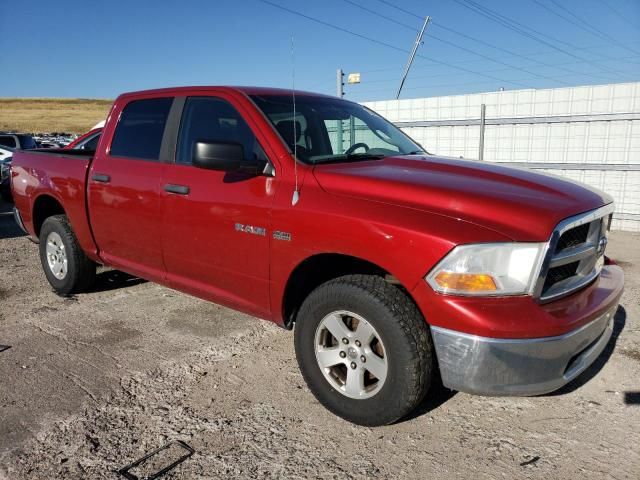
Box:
<box><xmin>117</xmin><ymin>86</ymin><xmax>335</xmax><ymax>100</ymax></box>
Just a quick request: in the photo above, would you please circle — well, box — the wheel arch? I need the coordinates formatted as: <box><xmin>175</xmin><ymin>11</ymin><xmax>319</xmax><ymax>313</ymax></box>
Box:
<box><xmin>281</xmin><ymin>252</ymin><xmax>418</xmax><ymax>329</ymax></box>
<box><xmin>32</xmin><ymin>194</ymin><xmax>66</xmax><ymax>238</ymax></box>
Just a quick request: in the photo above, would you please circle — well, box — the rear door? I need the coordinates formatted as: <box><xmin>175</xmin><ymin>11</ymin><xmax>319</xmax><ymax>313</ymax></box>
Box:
<box><xmin>87</xmin><ymin>96</ymin><xmax>174</xmax><ymax>280</ymax></box>
<box><xmin>160</xmin><ymin>95</ymin><xmax>278</xmax><ymax>318</ymax></box>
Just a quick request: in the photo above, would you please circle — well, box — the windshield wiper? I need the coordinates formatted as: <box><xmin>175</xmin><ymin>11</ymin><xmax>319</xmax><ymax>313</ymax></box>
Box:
<box><xmin>313</xmin><ymin>153</ymin><xmax>386</xmax><ymax>165</ymax></box>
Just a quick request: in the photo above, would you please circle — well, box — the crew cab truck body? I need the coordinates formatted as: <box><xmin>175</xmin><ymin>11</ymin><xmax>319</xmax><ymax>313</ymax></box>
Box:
<box><xmin>11</xmin><ymin>87</ymin><xmax>624</xmax><ymax>426</ymax></box>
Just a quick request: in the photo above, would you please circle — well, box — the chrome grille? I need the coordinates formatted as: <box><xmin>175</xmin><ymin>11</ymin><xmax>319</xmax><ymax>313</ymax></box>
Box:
<box><xmin>556</xmin><ymin>224</ymin><xmax>589</xmax><ymax>250</ymax></box>
<box><xmin>534</xmin><ymin>204</ymin><xmax>613</xmax><ymax>303</ymax></box>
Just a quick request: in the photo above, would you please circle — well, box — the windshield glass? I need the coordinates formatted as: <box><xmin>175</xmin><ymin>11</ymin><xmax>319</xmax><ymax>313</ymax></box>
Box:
<box><xmin>250</xmin><ymin>94</ymin><xmax>424</xmax><ymax>164</ymax></box>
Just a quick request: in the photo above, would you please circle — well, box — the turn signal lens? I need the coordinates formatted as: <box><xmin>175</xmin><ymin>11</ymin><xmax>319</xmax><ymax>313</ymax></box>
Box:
<box><xmin>434</xmin><ymin>272</ymin><xmax>497</xmax><ymax>292</ymax></box>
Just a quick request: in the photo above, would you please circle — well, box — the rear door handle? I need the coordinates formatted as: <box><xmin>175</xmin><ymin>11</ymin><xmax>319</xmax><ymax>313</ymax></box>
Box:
<box><xmin>92</xmin><ymin>173</ymin><xmax>110</xmax><ymax>183</ymax></box>
<box><xmin>164</xmin><ymin>184</ymin><xmax>190</xmax><ymax>195</ymax></box>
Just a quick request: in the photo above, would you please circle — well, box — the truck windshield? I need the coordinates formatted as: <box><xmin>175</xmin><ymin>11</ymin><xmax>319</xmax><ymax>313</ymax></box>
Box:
<box><xmin>250</xmin><ymin>94</ymin><xmax>424</xmax><ymax>165</ymax></box>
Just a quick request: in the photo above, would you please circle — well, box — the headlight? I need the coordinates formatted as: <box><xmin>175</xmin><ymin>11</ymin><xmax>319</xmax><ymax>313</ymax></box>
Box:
<box><xmin>426</xmin><ymin>243</ymin><xmax>546</xmax><ymax>296</ymax></box>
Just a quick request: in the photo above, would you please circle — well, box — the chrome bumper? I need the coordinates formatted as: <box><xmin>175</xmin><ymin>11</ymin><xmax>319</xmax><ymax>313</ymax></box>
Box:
<box><xmin>431</xmin><ymin>306</ymin><xmax>616</xmax><ymax>396</ymax></box>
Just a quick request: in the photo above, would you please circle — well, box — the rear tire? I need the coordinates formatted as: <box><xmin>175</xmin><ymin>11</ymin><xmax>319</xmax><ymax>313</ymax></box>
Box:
<box><xmin>39</xmin><ymin>215</ymin><xmax>96</xmax><ymax>295</ymax></box>
<box><xmin>294</xmin><ymin>274</ymin><xmax>433</xmax><ymax>426</ymax></box>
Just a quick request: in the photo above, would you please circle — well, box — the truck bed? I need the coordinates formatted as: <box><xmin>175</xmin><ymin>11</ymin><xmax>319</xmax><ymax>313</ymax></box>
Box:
<box><xmin>11</xmin><ymin>148</ymin><xmax>98</xmax><ymax>259</ymax></box>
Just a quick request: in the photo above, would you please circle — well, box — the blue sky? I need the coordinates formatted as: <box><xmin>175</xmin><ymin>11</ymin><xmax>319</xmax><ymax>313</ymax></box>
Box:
<box><xmin>1</xmin><ymin>0</ymin><xmax>639</xmax><ymax>101</ymax></box>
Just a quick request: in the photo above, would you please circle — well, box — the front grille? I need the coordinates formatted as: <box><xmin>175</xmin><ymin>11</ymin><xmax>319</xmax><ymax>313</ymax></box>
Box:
<box><xmin>556</xmin><ymin>224</ymin><xmax>589</xmax><ymax>250</ymax></box>
<box><xmin>543</xmin><ymin>261</ymin><xmax>580</xmax><ymax>292</ymax></box>
<box><xmin>535</xmin><ymin>205</ymin><xmax>613</xmax><ymax>302</ymax></box>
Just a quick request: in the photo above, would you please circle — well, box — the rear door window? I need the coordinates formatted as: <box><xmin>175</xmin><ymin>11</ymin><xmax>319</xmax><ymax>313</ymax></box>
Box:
<box><xmin>110</xmin><ymin>98</ymin><xmax>173</xmax><ymax>160</ymax></box>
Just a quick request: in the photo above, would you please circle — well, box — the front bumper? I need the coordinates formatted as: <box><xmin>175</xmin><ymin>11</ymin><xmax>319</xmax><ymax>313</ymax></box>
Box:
<box><xmin>432</xmin><ymin>305</ymin><xmax>617</xmax><ymax>396</ymax></box>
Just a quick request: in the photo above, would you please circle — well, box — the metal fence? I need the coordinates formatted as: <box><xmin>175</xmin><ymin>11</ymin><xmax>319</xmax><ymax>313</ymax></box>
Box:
<box><xmin>363</xmin><ymin>82</ymin><xmax>640</xmax><ymax>232</ymax></box>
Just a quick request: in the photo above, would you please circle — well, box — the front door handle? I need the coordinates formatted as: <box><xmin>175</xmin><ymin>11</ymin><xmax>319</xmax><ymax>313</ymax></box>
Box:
<box><xmin>92</xmin><ymin>173</ymin><xmax>110</xmax><ymax>183</ymax></box>
<box><xmin>164</xmin><ymin>184</ymin><xmax>190</xmax><ymax>195</ymax></box>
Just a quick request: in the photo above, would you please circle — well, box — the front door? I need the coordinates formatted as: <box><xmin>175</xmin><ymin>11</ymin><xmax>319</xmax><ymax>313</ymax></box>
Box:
<box><xmin>160</xmin><ymin>95</ymin><xmax>277</xmax><ymax>318</ymax></box>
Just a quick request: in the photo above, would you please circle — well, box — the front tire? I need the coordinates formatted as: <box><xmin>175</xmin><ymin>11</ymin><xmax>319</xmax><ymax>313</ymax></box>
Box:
<box><xmin>294</xmin><ymin>275</ymin><xmax>433</xmax><ymax>426</ymax></box>
<box><xmin>39</xmin><ymin>215</ymin><xmax>96</xmax><ymax>295</ymax></box>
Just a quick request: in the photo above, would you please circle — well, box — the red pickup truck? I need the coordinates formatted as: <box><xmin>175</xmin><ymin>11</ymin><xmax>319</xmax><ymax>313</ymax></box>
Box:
<box><xmin>11</xmin><ymin>86</ymin><xmax>623</xmax><ymax>426</ymax></box>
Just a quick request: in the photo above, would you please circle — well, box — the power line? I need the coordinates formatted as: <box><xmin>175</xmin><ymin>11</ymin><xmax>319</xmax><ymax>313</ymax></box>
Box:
<box><xmin>372</xmin><ymin>0</ymin><xmax>422</xmax><ymax>20</ymax></box>
<box><xmin>426</xmin><ymin>33</ymin><xmax>571</xmax><ymax>85</ymax></box>
<box><xmin>257</xmin><ymin>0</ymin><xmax>530</xmax><ymax>89</ymax></box>
<box><xmin>456</xmin><ymin>0</ymin><xmax>590</xmax><ymax>52</ymax></box>
<box><xmin>601</xmin><ymin>0</ymin><xmax>640</xmax><ymax>29</ymax></box>
<box><xmin>371</xmin><ymin>0</ymin><xmax>635</xmax><ymax>81</ymax></box>
<box><xmin>541</xmin><ymin>0</ymin><xmax>640</xmax><ymax>56</ymax></box>
<box><xmin>357</xmin><ymin>61</ymin><xmax>640</xmax><ymax>86</ymax></box>
<box><xmin>343</xmin><ymin>0</ymin><xmax>418</xmax><ymax>32</ymax></box>
<box><xmin>342</xmin><ymin>0</ymin><xmax>573</xmax><ymax>85</ymax></box>
<box><xmin>547</xmin><ymin>0</ymin><xmax>619</xmax><ymax>43</ymax></box>
<box><xmin>359</xmin><ymin>53</ymin><xmax>640</xmax><ymax>77</ymax></box>
<box><xmin>353</xmin><ymin>77</ymin><xmax>555</xmax><ymax>96</ymax></box>
<box><xmin>451</xmin><ymin>0</ymin><xmax>627</xmax><ymax>76</ymax></box>
<box><xmin>257</xmin><ymin>1</ymin><xmax>408</xmax><ymax>57</ymax></box>
<box><xmin>430</xmin><ymin>22</ymin><xmax>621</xmax><ymax>82</ymax></box>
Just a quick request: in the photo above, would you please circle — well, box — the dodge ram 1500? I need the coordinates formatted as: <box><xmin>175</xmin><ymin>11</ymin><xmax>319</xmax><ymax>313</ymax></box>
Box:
<box><xmin>11</xmin><ymin>86</ymin><xmax>624</xmax><ymax>426</ymax></box>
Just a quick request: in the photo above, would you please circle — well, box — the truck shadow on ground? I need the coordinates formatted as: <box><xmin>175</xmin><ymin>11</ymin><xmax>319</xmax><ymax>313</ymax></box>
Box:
<box><xmin>545</xmin><ymin>304</ymin><xmax>627</xmax><ymax>396</ymax></box>
<box><xmin>401</xmin><ymin>372</ymin><xmax>457</xmax><ymax>423</ymax></box>
<box><xmin>90</xmin><ymin>269</ymin><xmax>147</xmax><ymax>293</ymax></box>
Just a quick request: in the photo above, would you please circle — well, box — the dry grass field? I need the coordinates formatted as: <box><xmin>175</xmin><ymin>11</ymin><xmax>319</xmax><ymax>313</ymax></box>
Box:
<box><xmin>0</xmin><ymin>98</ymin><xmax>112</xmax><ymax>134</ymax></box>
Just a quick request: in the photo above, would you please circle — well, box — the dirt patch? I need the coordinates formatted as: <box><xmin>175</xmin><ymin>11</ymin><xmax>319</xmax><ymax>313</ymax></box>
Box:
<box><xmin>166</xmin><ymin>305</ymin><xmax>254</xmax><ymax>338</ymax></box>
<box><xmin>91</xmin><ymin>322</ymin><xmax>142</xmax><ymax>346</ymax></box>
<box><xmin>622</xmin><ymin>348</ymin><xmax>640</xmax><ymax>362</ymax></box>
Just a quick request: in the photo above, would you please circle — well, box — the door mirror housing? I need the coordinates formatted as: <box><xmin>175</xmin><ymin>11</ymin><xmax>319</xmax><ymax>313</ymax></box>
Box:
<box><xmin>193</xmin><ymin>141</ymin><xmax>243</xmax><ymax>172</ymax></box>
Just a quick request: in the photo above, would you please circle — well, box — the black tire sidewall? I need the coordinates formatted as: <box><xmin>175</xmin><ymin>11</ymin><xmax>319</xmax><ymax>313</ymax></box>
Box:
<box><xmin>295</xmin><ymin>279</ymin><xmax>429</xmax><ymax>426</ymax></box>
<box><xmin>39</xmin><ymin>216</ymin><xmax>80</xmax><ymax>295</ymax></box>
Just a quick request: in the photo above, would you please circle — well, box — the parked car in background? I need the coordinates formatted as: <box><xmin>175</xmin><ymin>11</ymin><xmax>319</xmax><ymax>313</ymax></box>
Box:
<box><xmin>37</xmin><ymin>141</ymin><xmax>61</xmax><ymax>149</ymax></box>
<box><xmin>0</xmin><ymin>145</ymin><xmax>15</xmax><ymax>202</ymax></box>
<box><xmin>10</xmin><ymin>86</ymin><xmax>624</xmax><ymax>426</ymax></box>
<box><xmin>1</xmin><ymin>155</ymin><xmax>13</xmax><ymax>202</ymax></box>
<box><xmin>65</xmin><ymin>128</ymin><xmax>102</xmax><ymax>151</ymax></box>
<box><xmin>0</xmin><ymin>133</ymin><xmax>38</xmax><ymax>150</ymax></box>
<box><xmin>0</xmin><ymin>144</ymin><xmax>15</xmax><ymax>160</ymax></box>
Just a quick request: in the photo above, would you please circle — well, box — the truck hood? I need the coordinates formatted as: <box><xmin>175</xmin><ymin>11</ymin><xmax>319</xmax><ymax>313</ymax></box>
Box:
<box><xmin>312</xmin><ymin>155</ymin><xmax>612</xmax><ymax>240</ymax></box>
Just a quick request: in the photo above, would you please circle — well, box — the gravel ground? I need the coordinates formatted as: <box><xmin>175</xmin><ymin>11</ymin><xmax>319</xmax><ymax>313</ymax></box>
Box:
<box><xmin>0</xmin><ymin>199</ymin><xmax>639</xmax><ymax>479</ymax></box>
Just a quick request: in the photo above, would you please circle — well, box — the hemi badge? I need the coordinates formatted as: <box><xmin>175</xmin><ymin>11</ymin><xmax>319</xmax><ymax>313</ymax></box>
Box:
<box><xmin>273</xmin><ymin>231</ymin><xmax>292</xmax><ymax>241</ymax></box>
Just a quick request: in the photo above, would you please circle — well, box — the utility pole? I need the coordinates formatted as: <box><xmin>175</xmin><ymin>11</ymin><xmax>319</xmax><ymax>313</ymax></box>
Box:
<box><xmin>478</xmin><ymin>103</ymin><xmax>486</xmax><ymax>161</ymax></box>
<box><xmin>336</xmin><ymin>68</ymin><xmax>345</xmax><ymax>98</ymax></box>
<box><xmin>337</xmin><ymin>68</ymin><xmax>345</xmax><ymax>152</ymax></box>
<box><xmin>396</xmin><ymin>16</ymin><xmax>431</xmax><ymax>99</ymax></box>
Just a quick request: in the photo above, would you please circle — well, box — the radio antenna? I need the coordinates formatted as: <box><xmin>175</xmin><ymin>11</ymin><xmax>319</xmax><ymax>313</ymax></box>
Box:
<box><xmin>291</xmin><ymin>35</ymin><xmax>300</xmax><ymax>206</ymax></box>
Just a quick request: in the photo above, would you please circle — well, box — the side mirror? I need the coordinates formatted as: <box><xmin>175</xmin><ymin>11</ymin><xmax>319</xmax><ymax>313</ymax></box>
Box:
<box><xmin>193</xmin><ymin>141</ymin><xmax>243</xmax><ymax>172</ymax></box>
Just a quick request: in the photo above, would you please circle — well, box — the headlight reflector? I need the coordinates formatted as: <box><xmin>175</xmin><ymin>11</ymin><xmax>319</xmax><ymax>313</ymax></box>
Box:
<box><xmin>426</xmin><ymin>243</ymin><xmax>546</xmax><ymax>296</ymax></box>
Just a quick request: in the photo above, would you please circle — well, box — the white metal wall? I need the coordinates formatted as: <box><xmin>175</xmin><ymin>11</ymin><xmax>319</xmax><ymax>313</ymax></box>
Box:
<box><xmin>362</xmin><ymin>82</ymin><xmax>640</xmax><ymax>232</ymax></box>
